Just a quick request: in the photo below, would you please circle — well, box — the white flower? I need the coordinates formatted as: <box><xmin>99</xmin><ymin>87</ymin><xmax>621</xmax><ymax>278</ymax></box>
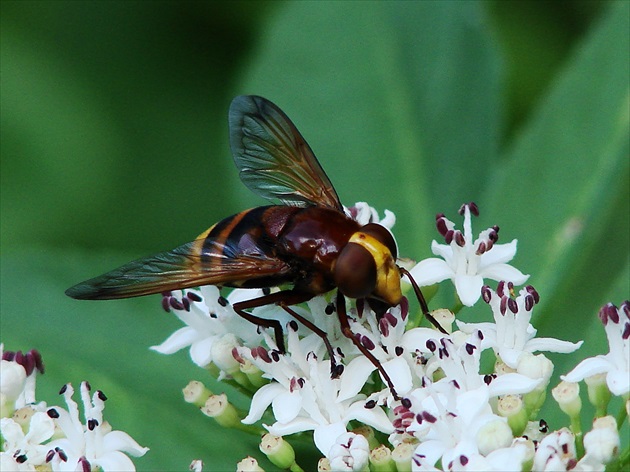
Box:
<box><xmin>327</xmin><ymin>432</ymin><xmax>370</xmax><ymax>471</ymax></box>
<box><xmin>458</xmin><ymin>283</ymin><xmax>582</xmax><ymax>368</ymax></box>
<box><xmin>532</xmin><ymin>427</ymin><xmax>577</xmax><ymax>471</ymax></box>
<box><xmin>1</xmin><ymin>347</ymin><xmax>44</xmax><ymax>417</ymax></box>
<box><xmin>0</xmin><ymin>411</ymin><xmax>55</xmax><ymax>469</ymax></box>
<box><xmin>407</xmin><ymin>203</ymin><xmax>528</xmax><ymax>306</ymax></box>
<box><xmin>46</xmin><ymin>382</ymin><xmax>148</xmax><ymax>471</ymax></box>
<box><xmin>345</xmin><ymin>202</ymin><xmax>395</xmax><ymax>229</ymax></box>
<box><xmin>151</xmin><ymin>287</ymin><xmax>290</xmax><ymax>369</ymax></box>
<box><xmin>395</xmin><ymin>331</ymin><xmax>538</xmax><ymax>470</ymax></box>
<box><xmin>240</xmin><ymin>325</ymin><xmax>393</xmax><ymax>456</ymax></box>
<box><xmin>562</xmin><ymin>301</ymin><xmax>630</xmax><ymax>396</ymax></box>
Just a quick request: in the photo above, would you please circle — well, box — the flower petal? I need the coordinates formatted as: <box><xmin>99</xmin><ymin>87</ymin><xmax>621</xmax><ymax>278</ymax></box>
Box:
<box><xmin>189</xmin><ymin>338</ymin><xmax>214</xmax><ymax>367</ymax></box>
<box><xmin>606</xmin><ymin>369</ymin><xmax>630</xmax><ymax>396</ymax></box>
<box><xmin>93</xmin><ymin>450</ymin><xmax>137</xmax><ymax>471</ymax></box>
<box><xmin>382</xmin><ymin>357</ymin><xmax>413</xmax><ymax>395</ymax></box>
<box><xmin>344</xmin><ymin>402</ymin><xmax>394</xmax><ymax>434</ymax></box>
<box><xmin>478</xmin><ymin>263</ymin><xmax>529</xmax><ymax>285</ymax></box>
<box><xmin>562</xmin><ymin>356</ymin><xmax>614</xmax><ymax>383</ymax></box>
<box><xmin>242</xmin><ymin>383</ymin><xmax>287</xmax><ymax>424</ymax></box>
<box><xmin>478</xmin><ymin>240</ymin><xmax>518</xmax><ymax>266</ymax></box>
<box><xmin>488</xmin><ymin>373</ymin><xmax>541</xmax><ymax>396</ymax></box>
<box><xmin>150</xmin><ymin>327</ymin><xmax>198</xmax><ymax>354</ymax></box>
<box><xmin>454</xmin><ymin>274</ymin><xmax>484</xmax><ymax>306</ymax></box>
<box><xmin>407</xmin><ymin>258</ymin><xmax>453</xmax><ymax>286</ymax></box>
<box><xmin>102</xmin><ymin>430</ymin><xmax>149</xmax><ymax>457</ymax></box>
<box><xmin>338</xmin><ymin>356</ymin><xmax>374</xmax><ymax>402</ymax></box>
<box><xmin>266</xmin><ymin>417</ymin><xmax>319</xmax><ymax>437</ymax></box>
<box><xmin>524</xmin><ymin>338</ymin><xmax>583</xmax><ymax>355</ymax></box>
<box><xmin>314</xmin><ymin>422</ymin><xmax>347</xmax><ymax>456</ymax></box>
<box><xmin>272</xmin><ymin>390</ymin><xmax>302</xmax><ymax>424</ymax></box>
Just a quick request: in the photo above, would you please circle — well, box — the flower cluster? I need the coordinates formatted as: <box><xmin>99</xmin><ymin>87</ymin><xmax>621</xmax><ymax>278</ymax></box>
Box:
<box><xmin>5</xmin><ymin>203</ymin><xmax>627</xmax><ymax>472</ymax></box>
<box><xmin>0</xmin><ymin>347</ymin><xmax>148</xmax><ymax>471</ymax></box>
<box><xmin>150</xmin><ymin>203</ymin><xmax>628</xmax><ymax>471</ymax></box>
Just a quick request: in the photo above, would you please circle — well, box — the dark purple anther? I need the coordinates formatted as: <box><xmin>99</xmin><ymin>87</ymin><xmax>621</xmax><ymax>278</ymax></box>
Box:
<box><xmin>436</xmin><ymin>216</ymin><xmax>448</xmax><ymax>236</ymax></box>
<box><xmin>468</xmin><ymin>202</ymin><xmax>479</xmax><ymax>216</ymax></box>
<box><xmin>169</xmin><ymin>297</ymin><xmax>184</xmax><ymax>311</ymax></box>
<box><xmin>454</xmin><ymin>231</ymin><xmax>465</xmax><ymax>247</ymax></box>
<box><xmin>499</xmin><ymin>296</ymin><xmax>507</xmax><ymax>315</ymax></box>
<box><xmin>187</xmin><ymin>291</ymin><xmax>202</xmax><ymax>302</ymax></box>
<box><xmin>445</xmin><ymin>230</ymin><xmax>454</xmax><ymax>244</ymax></box>
<box><xmin>508</xmin><ymin>298</ymin><xmax>518</xmax><ymax>314</ymax></box>
<box><xmin>524</xmin><ymin>294</ymin><xmax>534</xmax><ymax>312</ymax></box>
<box><xmin>481</xmin><ymin>286</ymin><xmax>492</xmax><ymax>303</ymax></box>
<box><xmin>361</xmin><ymin>335</ymin><xmax>375</xmax><ymax>350</ymax></box>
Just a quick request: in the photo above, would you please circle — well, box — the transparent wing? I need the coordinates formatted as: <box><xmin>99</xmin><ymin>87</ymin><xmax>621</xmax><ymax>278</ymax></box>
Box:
<box><xmin>65</xmin><ymin>237</ymin><xmax>292</xmax><ymax>300</ymax></box>
<box><xmin>229</xmin><ymin>95</ymin><xmax>342</xmax><ymax>211</ymax></box>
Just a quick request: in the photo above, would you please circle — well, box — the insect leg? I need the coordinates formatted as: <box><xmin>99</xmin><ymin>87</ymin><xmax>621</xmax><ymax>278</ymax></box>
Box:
<box><xmin>231</xmin><ymin>290</ymin><xmax>314</xmax><ymax>355</ymax></box>
<box><xmin>233</xmin><ymin>290</ymin><xmax>343</xmax><ymax>378</ymax></box>
<box><xmin>335</xmin><ymin>291</ymin><xmax>400</xmax><ymax>400</ymax></box>
<box><xmin>398</xmin><ymin>267</ymin><xmax>448</xmax><ymax>335</ymax></box>
<box><xmin>278</xmin><ymin>303</ymin><xmax>344</xmax><ymax>379</ymax></box>
<box><xmin>231</xmin><ymin>301</ymin><xmax>287</xmax><ymax>354</ymax></box>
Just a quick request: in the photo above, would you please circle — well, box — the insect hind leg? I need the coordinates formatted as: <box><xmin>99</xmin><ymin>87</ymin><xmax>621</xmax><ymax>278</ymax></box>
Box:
<box><xmin>232</xmin><ymin>289</ymin><xmax>342</xmax><ymax>378</ymax></box>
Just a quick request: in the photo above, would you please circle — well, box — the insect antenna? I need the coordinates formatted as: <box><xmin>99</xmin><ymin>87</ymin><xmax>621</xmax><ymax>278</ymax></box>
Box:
<box><xmin>398</xmin><ymin>267</ymin><xmax>448</xmax><ymax>335</ymax></box>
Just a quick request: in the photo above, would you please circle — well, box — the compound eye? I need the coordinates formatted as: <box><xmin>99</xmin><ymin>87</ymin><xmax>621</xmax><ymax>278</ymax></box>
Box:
<box><xmin>361</xmin><ymin>223</ymin><xmax>398</xmax><ymax>260</ymax></box>
<box><xmin>334</xmin><ymin>243</ymin><xmax>376</xmax><ymax>299</ymax></box>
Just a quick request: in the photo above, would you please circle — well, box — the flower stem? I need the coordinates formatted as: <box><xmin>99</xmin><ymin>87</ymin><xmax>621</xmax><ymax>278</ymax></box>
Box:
<box><xmin>615</xmin><ymin>402</ymin><xmax>628</xmax><ymax>429</ymax></box>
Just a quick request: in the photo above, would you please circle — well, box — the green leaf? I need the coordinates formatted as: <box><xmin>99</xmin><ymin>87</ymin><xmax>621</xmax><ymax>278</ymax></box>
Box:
<box><xmin>482</xmin><ymin>1</ymin><xmax>629</xmax><ymax>351</ymax></box>
<box><xmin>0</xmin><ymin>250</ymin><xmax>264</xmax><ymax>471</ymax></box>
<box><xmin>231</xmin><ymin>1</ymin><xmax>503</xmax><ymax>256</ymax></box>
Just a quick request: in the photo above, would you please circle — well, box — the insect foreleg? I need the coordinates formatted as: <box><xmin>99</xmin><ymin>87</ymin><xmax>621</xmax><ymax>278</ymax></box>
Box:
<box><xmin>335</xmin><ymin>291</ymin><xmax>400</xmax><ymax>400</ymax></box>
<box><xmin>277</xmin><ymin>303</ymin><xmax>343</xmax><ymax>379</ymax></box>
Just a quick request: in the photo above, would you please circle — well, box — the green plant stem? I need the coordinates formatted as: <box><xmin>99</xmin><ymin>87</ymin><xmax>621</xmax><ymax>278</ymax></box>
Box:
<box><xmin>615</xmin><ymin>402</ymin><xmax>628</xmax><ymax>429</ymax></box>
<box><xmin>605</xmin><ymin>445</ymin><xmax>630</xmax><ymax>472</ymax></box>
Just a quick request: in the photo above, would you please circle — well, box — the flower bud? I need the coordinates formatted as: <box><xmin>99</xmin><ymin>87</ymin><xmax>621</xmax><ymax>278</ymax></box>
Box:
<box><xmin>183</xmin><ymin>381</ymin><xmax>212</xmax><ymax>408</ymax></box>
<box><xmin>391</xmin><ymin>442</ymin><xmax>415</xmax><ymax>472</ymax></box>
<box><xmin>369</xmin><ymin>445</ymin><xmax>394</xmax><ymax>472</ymax></box>
<box><xmin>259</xmin><ymin>434</ymin><xmax>296</xmax><ymax>470</ymax></box>
<box><xmin>236</xmin><ymin>456</ymin><xmax>264</xmax><ymax>472</ymax></box>
<box><xmin>583</xmin><ymin>416</ymin><xmax>620</xmax><ymax>464</ymax></box>
<box><xmin>552</xmin><ymin>381</ymin><xmax>582</xmax><ymax>419</ymax></box>
<box><xmin>497</xmin><ymin>395</ymin><xmax>528</xmax><ymax>436</ymax></box>
<box><xmin>201</xmin><ymin>394</ymin><xmax>241</xmax><ymax>429</ymax></box>
<box><xmin>476</xmin><ymin>418</ymin><xmax>513</xmax><ymax>456</ymax></box>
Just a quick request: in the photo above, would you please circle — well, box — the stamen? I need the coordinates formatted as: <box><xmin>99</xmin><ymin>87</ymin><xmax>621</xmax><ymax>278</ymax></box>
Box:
<box><xmin>187</xmin><ymin>291</ymin><xmax>202</xmax><ymax>302</ymax></box>
<box><xmin>481</xmin><ymin>285</ymin><xmax>492</xmax><ymax>303</ymax></box>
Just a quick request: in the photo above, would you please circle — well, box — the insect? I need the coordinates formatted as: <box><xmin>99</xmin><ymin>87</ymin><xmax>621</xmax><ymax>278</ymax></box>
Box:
<box><xmin>66</xmin><ymin>95</ymin><xmax>444</xmax><ymax>399</ymax></box>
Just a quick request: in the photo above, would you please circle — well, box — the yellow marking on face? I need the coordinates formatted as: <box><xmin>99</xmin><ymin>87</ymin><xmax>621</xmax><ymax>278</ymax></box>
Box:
<box><xmin>349</xmin><ymin>232</ymin><xmax>402</xmax><ymax>306</ymax></box>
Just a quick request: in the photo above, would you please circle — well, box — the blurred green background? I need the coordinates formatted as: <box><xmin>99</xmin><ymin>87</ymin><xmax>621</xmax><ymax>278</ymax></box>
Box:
<box><xmin>1</xmin><ymin>1</ymin><xmax>628</xmax><ymax>470</ymax></box>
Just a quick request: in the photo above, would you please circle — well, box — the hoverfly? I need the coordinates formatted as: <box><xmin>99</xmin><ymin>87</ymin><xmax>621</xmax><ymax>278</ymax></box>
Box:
<box><xmin>66</xmin><ymin>95</ymin><xmax>444</xmax><ymax>399</ymax></box>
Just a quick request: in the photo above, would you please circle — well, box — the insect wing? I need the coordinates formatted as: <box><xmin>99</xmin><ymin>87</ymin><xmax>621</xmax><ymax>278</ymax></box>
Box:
<box><xmin>229</xmin><ymin>95</ymin><xmax>342</xmax><ymax>211</ymax></box>
<box><xmin>65</xmin><ymin>238</ymin><xmax>292</xmax><ymax>300</ymax></box>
